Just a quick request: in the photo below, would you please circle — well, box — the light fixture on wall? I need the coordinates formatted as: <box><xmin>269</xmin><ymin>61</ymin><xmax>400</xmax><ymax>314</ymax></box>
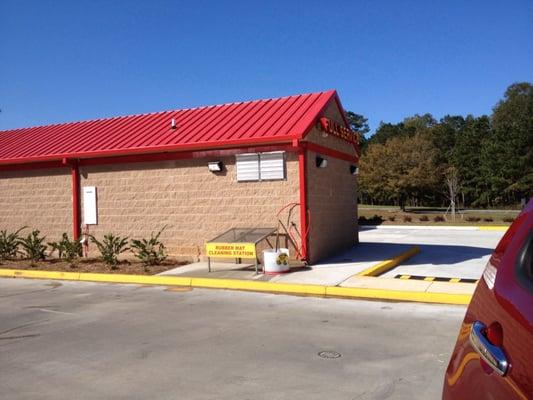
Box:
<box><xmin>208</xmin><ymin>161</ymin><xmax>223</xmax><ymax>172</ymax></box>
<box><xmin>316</xmin><ymin>156</ymin><xmax>328</xmax><ymax>168</ymax></box>
<box><xmin>350</xmin><ymin>165</ymin><xmax>359</xmax><ymax>175</ymax></box>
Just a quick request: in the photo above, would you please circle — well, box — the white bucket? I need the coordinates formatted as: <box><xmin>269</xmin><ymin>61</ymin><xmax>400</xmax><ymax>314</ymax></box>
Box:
<box><xmin>263</xmin><ymin>248</ymin><xmax>290</xmax><ymax>274</ymax></box>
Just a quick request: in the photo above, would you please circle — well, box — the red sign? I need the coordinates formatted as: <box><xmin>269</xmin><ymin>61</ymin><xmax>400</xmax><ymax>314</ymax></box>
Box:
<box><xmin>318</xmin><ymin>117</ymin><xmax>359</xmax><ymax>145</ymax></box>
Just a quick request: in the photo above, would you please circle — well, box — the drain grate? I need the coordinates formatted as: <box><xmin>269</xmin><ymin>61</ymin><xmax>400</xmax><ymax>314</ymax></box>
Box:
<box><xmin>318</xmin><ymin>351</ymin><xmax>341</xmax><ymax>359</ymax></box>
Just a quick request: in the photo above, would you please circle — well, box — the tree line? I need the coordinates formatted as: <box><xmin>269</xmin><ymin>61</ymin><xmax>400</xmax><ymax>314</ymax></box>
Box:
<box><xmin>347</xmin><ymin>82</ymin><xmax>532</xmax><ymax>209</ymax></box>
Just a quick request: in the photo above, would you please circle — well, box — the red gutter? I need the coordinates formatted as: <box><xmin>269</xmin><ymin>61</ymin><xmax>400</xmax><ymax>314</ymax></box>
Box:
<box><xmin>0</xmin><ymin>136</ymin><xmax>299</xmax><ymax>167</ymax></box>
<box><xmin>0</xmin><ymin>160</ymin><xmax>64</xmax><ymax>172</ymax></box>
<box><xmin>305</xmin><ymin>142</ymin><xmax>359</xmax><ymax>163</ymax></box>
<box><xmin>79</xmin><ymin>144</ymin><xmax>298</xmax><ymax>167</ymax></box>
<box><xmin>297</xmin><ymin>140</ymin><xmax>309</xmax><ymax>262</ymax></box>
<box><xmin>0</xmin><ymin>143</ymin><xmax>298</xmax><ymax>171</ymax></box>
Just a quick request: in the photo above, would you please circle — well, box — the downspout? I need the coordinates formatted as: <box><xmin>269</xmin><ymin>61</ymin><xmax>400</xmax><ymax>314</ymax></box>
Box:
<box><xmin>296</xmin><ymin>140</ymin><xmax>309</xmax><ymax>263</ymax></box>
<box><xmin>70</xmin><ymin>160</ymin><xmax>81</xmax><ymax>240</ymax></box>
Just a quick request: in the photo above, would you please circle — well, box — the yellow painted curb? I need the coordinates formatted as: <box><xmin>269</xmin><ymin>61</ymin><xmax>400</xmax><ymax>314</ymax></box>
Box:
<box><xmin>325</xmin><ymin>286</ymin><xmax>471</xmax><ymax>305</ymax></box>
<box><xmin>0</xmin><ymin>268</ymin><xmax>470</xmax><ymax>305</ymax></box>
<box><xmin>478</xmin><ymin>226</ymin><xmax>509</xmax><ymax>231</ymax></box>
<box><xmin>190</xmin><ymin>277</ymin><xmax>326</xmax><ymax>296</ymax></box>
<box><xmin>78</xmin><ymin>272</ymin><xmax>192</xmax><ymax>287</ymax></box>
<box><xmin>357</xmin><ymin>246</ymin><xmax>421</xmax><ymax>277</ymax></box>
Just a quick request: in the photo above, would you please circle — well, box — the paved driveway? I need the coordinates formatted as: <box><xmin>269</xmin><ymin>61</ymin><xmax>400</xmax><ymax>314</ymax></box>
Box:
<box><xmin>1</xmin><ymin>278</ymin><xmax>465</xmax><ymax>399</ymax></box>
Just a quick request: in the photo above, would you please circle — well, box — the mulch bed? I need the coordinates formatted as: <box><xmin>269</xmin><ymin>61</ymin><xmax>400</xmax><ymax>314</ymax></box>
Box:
<box><xmin>0</xmin><ymin>258</ymin><xmax>188</xmax><ymax>275</ymax></box>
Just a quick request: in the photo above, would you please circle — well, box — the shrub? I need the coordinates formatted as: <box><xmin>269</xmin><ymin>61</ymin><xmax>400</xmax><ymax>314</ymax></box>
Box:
<box><xmin>403</xmin><ymin>215</ymin><xmax>412</xmax><ymax>223</ymax></box>
<box><xmin>483</xmin><ymin>218</ymin><xmax>493</xmax><ymax>222</ymax></box>
<box><xmin>358</xmin><ymin>216</ymin><xmax>368</xmax><ymax>224</ymax></box>
<box><xmin>131</xmin><ymin>227</ymin><xmax>167</xmax><ymax>269</ymax></box>
<box><xmin>20</xmin><ymin>230</ymin><xmax>47</xmax><ymax>264</ymax></box>
<box><xmin>419</xmin><ymin>215</ymin><xmax>429</xmax><ymax>222</ymax></box>
<box><xmin>90</xmin><ymin>233</ymin><xmax>129</xmax><ymax>268</ymax></box>
<box><xmin>48</xmin><ymin>233</ymin><xmax>82</xmax><ymax>266</ymax></box>
<box><xmin>0</xmin><ymin>227</ymin><xmax>26</xmax><ymax>261</ymax></box>
<box><xmin>369</xmin><ymin>214</ymin><xmax>384</xmax><ymax>224</ymax></box>
<box><xmin>388</xmin><ymin>216</ymin><xmax>396</xmax><ymax>222</ymax></box>
<box><xmin>466</xmin><ymin>216</ymin><xmax>481</xmax><ymax>222</ymax></box>
<box><xmin>503</xmin><ymin>217</ymin><xmax>515</xmax><ymax>223</ymax></box>
<box><xmin>434</xmin><ymin>215</ymin><xmax>445</xmax><ymax>222</ymax></box>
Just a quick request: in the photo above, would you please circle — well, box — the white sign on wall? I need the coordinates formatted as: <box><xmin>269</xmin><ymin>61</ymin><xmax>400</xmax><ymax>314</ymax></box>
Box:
<box><xmin>82</xmin><ymin>186</ymin><xmax>98</xmax><ymax>225</ymax></box>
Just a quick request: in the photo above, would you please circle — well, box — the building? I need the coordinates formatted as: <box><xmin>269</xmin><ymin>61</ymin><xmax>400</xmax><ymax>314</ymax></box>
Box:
<box><xmin>0</xmin><ymin>90</ymin><xmax>360</xmax><ymax>264</ymax></box>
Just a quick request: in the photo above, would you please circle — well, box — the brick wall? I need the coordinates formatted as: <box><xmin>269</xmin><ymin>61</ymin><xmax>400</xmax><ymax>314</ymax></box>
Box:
<box><xmin>303</xmin><ymin>100</ymin><xmax>359</xmax><ymax>263</ymax></box>
<box><xmin>80</xmin><ymin>153</ymin><xmax>301</xmax><ymax>261</ymax></box>
<box><xmin>0</xmin><ymin>168</ymin><xmax>71</xmax><ymax>242</ymax></box>
<box><xmin>305</xmin><ymin>151</ymin><xmax>359</xmax><ymax>263</ymax></box>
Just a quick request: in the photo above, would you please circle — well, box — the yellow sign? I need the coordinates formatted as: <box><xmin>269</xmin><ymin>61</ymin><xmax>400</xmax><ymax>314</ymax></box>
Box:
<box><xmin>206</xmin><ymin>242</ymin><xmax>256</xmax><ymax>258</ymax></box>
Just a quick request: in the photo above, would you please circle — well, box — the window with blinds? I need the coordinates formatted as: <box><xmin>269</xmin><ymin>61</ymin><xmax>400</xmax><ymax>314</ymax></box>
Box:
<box><xmin>236</xmin><ymin>152</ymin><xmax>285</xmax><ymax>182</ymax></box>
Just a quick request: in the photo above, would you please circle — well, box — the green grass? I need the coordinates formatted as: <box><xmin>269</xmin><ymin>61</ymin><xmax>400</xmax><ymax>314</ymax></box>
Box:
<box><xmin>358</xmin><ymin>208</ymin><xmax>517</xmax><ymax>226</ymax></box>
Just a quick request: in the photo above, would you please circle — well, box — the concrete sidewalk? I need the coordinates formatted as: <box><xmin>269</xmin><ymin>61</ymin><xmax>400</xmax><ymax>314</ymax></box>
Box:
<box><xmin>159</xmin><ymin>241</ymin><xmax>414</xmax><ymax>286</ymax></box>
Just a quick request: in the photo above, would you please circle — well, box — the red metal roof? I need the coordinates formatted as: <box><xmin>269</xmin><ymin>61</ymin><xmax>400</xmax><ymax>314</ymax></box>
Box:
<box><xmin>0</xmin><ymin>90</ymin><xmax>342</xmax><ymax>165</ymax></box>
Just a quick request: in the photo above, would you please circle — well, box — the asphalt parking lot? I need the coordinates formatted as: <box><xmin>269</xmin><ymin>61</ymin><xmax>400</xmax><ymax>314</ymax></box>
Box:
<box><xmin>0</xmin><ymin>278</ymin><xmax>466</xmax><ymax>400</ymax></box>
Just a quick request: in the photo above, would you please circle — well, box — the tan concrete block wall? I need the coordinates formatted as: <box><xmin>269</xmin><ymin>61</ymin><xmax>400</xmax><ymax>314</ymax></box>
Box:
<box><xmin>301</xmin><ymin>98</ymin><xmax>359</xmax><ymax>263</ymax></box>
<box><xmin>80</xmin><ymin>153</ymin><xmax>301</xmax><ymax>261</ymax></box>
<box><xmin>0</xmin><ymin>168</ymin><xmax>72</xmax><ymax>242</ymax></box>
<box><xmin>305</xmin><ymin>151</ymin><xmax>359</xmax><ymax>263</ymax></box>
<box><xmin>303</xmin><ymin>101</ymin><xmax>356</xmax><ymax>155</ymax></box>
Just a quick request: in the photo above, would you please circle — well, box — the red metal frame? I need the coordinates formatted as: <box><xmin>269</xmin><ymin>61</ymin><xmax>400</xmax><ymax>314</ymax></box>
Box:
<box><xmin>0</xmin><ymin>136</ymin><xmax>300</xmax><ymax>167</ymax></box>
<box><xmin>304</xmin><ymin>142</ymin><xmax>359</xmax><ymax>163</ymax></box>
<box><xmin>0</xmin><ymin>160</ymin><xmax>64</xmax><ymax>172</ymax></box>
<box><xmin>70</xmin><ymin>162</ymin><xmax>80</xmax><ymax>240</ymax></box>
<box><xmin>78</xmin><ymin>143</ymin><xmax>298</xmax><ymax>167</ymax></box>
<box><xmin>0</xmin><ymin>143</ymin><xmax>299</xmax><ymax>171</ymax></box>
<box><xmin>297</xmin><ymin>145</ymin><xmax>309</xmax><ymax>261</ymax></box>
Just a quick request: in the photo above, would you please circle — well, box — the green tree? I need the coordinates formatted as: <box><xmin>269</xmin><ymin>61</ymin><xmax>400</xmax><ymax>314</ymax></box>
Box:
<box><xmin>482</xmin><ymin>82</ymin><xmax>533</xmax><ymax>205</ymax></box>
<box><xmin>359</xmin><ymin>134</ymin><xmax>441</xmax><ymax>209</ymax></box>
<box><xmin>345</xmin><ymin>111</ymin><xmax>370</xmax><ymax>149</ymax></box>
<box><xmin>452</xmin><ymin>115</ymin><xmax>491</xmax><ymax>207</ymax></box>
<box><xmin>430</xmin><ymin>115</ymin><xmax>465</xmax><ymax>165</ymax></box>
<box><xmin>368</xmin><ymin>121</ymin><xmax>405</xmax><ymax>146</ymax></box>
<box><xmin>402</xmin><ymin>113</ymin><xmax>437</xmax><ymax>135</ymax></box>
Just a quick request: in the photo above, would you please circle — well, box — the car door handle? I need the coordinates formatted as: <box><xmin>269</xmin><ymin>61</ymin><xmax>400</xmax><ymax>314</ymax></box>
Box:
<box><xmin>470</xmin><ymin>321</ymin><xmax>509</xmax><ymax>376</ymax></box>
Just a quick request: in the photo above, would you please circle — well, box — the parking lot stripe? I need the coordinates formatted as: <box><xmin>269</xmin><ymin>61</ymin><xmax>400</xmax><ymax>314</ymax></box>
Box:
<box><xmin>395</xmin><ymin>274</ymin><xmax>478</xmax><ymax>284</ymax></box>
<box><xmin>478</xmin><ymin>226</ymin><xmax>509</xmax><ymax>231</ymax></box>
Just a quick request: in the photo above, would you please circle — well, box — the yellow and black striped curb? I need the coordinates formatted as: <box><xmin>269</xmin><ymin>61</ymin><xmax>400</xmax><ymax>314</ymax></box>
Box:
<box><xmin>395</xmin><ymin>274</ymin><xmax>478</xmax><ymax>284</ymax></box>
<box><xmin>357</xmin><ymin>246</ymin><xmax>421</xmax><ymax>277</ymax></box>
<box><xmin>0</xmin><ymin>268</ymin><xmax>471</xmax><ymax>305</ymax></box>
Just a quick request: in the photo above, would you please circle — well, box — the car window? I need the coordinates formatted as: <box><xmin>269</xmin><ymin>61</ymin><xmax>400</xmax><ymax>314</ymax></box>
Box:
<box><xmin>516</xmin><ymin>229</ymin><xmax>533</xmax><ymax>290</ymax></box>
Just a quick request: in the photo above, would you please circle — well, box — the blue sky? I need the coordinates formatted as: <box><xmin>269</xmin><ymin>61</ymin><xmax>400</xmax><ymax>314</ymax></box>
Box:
<box><xmin>1</xmin><ymin>0</ymin><xmax>532</xmax><ymax>134</ymax></box>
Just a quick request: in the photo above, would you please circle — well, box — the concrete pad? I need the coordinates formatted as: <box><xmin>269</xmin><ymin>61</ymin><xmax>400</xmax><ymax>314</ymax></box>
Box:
<box><xmin>360</xmin><ymin>227</ymin><xmax>504</xmax><ymax>280</ymax></box>
<box><xmin>159</xmin><ymin>261</ymin><xmax>268</xmax><ymax>280</ymax></box>
<box><xmin>271</xmin><ymin>264</ymin><xmax>368</xmax><ymax>286</ymax></box>
<box><xmin>427</xmin><ymin>281</ymin><xmax>477</xmax><ymax>295</ymax></box>
<box><xmin>159</xmin><ymin>261</ymin><xmax>251</xmax><ymax>275</ymax></box>
<box><xmin>340</xmin><ymin>275</ymin><xmax>432</xmax><ymax>292</ymax></box>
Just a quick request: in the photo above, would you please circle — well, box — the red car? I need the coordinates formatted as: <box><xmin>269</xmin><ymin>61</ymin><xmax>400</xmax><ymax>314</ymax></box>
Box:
<box><xmin>443</xmin><ymin>199</ymin><xmax>533</xmax><ymax>399</ymax></box>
